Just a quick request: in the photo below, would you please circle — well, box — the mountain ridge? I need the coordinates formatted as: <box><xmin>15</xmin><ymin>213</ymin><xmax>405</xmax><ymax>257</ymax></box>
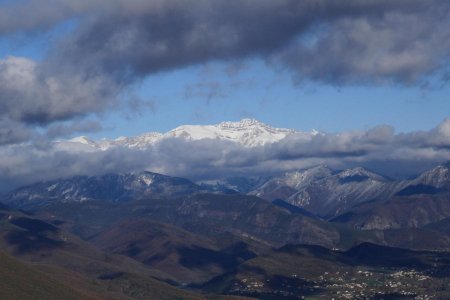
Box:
<box><xmin>249</xmin><ymin>165</ymin><xmax>402</xmax><ymax>217</ymax></box>
<box><xmin>4</xmin><ymin>162</ymin><xmax>450</xmax><ymax>218</ymax></box>
<box><xmin>58</xmin><ymin>118</ymin><xmax>317</xmax><ymax>150</ymax></box>
<box><xmin>1</xmin><ymin>171</ymin><xmax>208</xmax><ymax>210</ymax></box>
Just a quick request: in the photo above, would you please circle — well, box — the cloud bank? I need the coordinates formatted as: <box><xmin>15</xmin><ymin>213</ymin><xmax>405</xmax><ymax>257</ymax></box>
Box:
<box><xmin>1</xmin><ymin>119</ymin><xmax>450</xmax><ymax>192</ymax></box>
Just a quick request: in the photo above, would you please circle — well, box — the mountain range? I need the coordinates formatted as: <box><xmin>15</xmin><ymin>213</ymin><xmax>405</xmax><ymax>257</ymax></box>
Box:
<box><xmin>3</xmin><ymin>161</ymin><xmax>450</xmax><ymax>247</ymax></box>
<box><xmin>7</xmin><ymin>160</ymin><xmax>448</xmax><ymax>219</ymax></box>
<box><xmin>3</xmin><ymin>172</ymin><xmax>208</xmax><ymax>210</ymax></box>
<box><xmin>248</xmin><ymin>165</ymin><xmax>401</xmax><ymax>218</ymax></box>
<box><xmin>2</xmin><ymin>167</ymin><xmax>450</xmax><ymax>298</ymax></box>
<box><xmin>2</xmin><ymin>119</ymin><xmax>450</xmax><ymax>299</ymax></box>
<box><xmin>56</xmin><ymin>118</ymin><xmax>317</xmax><ymax>151</ymax></box>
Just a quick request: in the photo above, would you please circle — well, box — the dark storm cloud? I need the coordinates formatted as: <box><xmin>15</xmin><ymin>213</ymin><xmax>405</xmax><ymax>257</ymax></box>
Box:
<box><xmin>0</xmin><ymin>55</ymin><xmax>120</xmax><ymax>126</ymax></box>
<box><xmin>276</xmin><ymin>2</ymin><xmax>450</xmax><ymax>84</ymax></box>
<box><xmin>0</xmin><ymin>0</ymin><xmax>99</xmax><ymax>34</ymax></box>
<box><xmin>0</xmin><ymin>119</ymin><xmax>31</xmax><ymax>145</ymax></box>
<box><xmin>0</xmin><ymin>54</ymin><xmax>118</xmax><ymax>146</ymax></box>
<box><xmin>55</xmin><ymin>0</ymin><xmax>436</xmax><ymax>81</ymax></box>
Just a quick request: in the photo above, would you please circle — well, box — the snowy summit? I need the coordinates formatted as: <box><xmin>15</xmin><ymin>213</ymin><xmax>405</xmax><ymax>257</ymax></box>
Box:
<box><xmin>58</xmin><ymin>119</ymin><xmax>318</xmax><ymax>150</ymax></box>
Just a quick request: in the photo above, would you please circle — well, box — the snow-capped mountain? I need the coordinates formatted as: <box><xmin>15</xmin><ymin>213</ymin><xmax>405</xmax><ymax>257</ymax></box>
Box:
<box><xmin>249</xmin><ymin>162</ymin><xmax>450</xmax><ymax>220</ymax></box>
<box><xmin>57</xmin><ymin>118</ymin><xmax>315</xmax><ymax>150</ymax></box>
<box><xmin>165</xmin><ymin>118</ymin><xmax>297</xmax><ymax>147</ymax></box>
<box><xmin>2</xmin><ymin>171</ymin><xmax>207</xmax><ymax>210</ymax></box>
<box><xmin>4</xmin><ymin>161</ymin><xmax>450</xmax><ymax>226</ymax></box>
<box><xmin>393</xmin><ymin>162</ymin><xmax>450</xmax><ymax>196</ymax></box>
<box><xmin>410</xmin><ymin>162</ymin><xmax>450</xmax><ymax>189</ymax></box>
<box><xmin>249</xmin><ymin>165</ymin><xmax>332</xmax><ymax>202</ymax></box>
<box><xmin>198</xmin><ymin>176</ymin><xmax>271</xmax><ymax>194</ymax></box>
<box><xmin>249</xmin><ymin>165</ymin><xmax>403</xmax><ymax>218</ymax></box>
<box><xmin>331</xmin><ymin>163</ymin><xmax>450</xmax><ymax>230</ymax></box>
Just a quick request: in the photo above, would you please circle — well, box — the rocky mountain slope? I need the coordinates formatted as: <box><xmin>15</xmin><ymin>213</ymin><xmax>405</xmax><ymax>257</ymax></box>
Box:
<box><xmin>249</xmin><ymin>165</ymin><xmax>404</xmax><ymax>218</ymax></box>
<box><xmin>29</xmin><ymin>193</ymin><xmax>347</xmax><ymax>248</ymax></box>
<box><xmin>331</xmin><ymin>162</ymin><xmax>450</xmax><ymax>231</ymax></box>
<box><xmin>332</xmin><ymin>193</ymin><xmax>450</xmax><ymax>230</ymax></box>
<box><xmin>90</xmin><ymin>219</ymin><xmax>259</xmax><ymax>285</ymax></box>
<box><xmin>4</xmin><ymin>162</ymin><xmax>450</xmax><ymax>229</ymax></box>
<box><xmin>2</xmin><ymin>171</ymin><xmax>207</xmax><ymax>210</ymax></box>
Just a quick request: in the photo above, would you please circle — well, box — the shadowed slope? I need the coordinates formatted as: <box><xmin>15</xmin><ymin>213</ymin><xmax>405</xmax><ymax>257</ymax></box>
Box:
<box><xmin>0</xmin><ymin>251</ymin><xmax>96</xmax><ymax>300</ymax></box>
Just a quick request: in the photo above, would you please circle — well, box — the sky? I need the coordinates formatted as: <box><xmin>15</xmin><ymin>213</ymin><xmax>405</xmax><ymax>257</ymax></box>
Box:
<box><xmin>0</xmin><ymin>0</ymin><xmax>450</xmax><ymax>191</ymax></box>
<box><xmin>95</xmin><ymin>59</ymin><xmax>450</xmax><ymax>139</ymax></box>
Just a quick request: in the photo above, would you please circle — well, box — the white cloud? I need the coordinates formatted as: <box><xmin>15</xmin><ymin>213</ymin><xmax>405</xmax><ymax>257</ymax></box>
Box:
<box><xmin>1</xmin><ymin>119</ymin><xmax>450</xmax><ymax>192</ymax></box>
